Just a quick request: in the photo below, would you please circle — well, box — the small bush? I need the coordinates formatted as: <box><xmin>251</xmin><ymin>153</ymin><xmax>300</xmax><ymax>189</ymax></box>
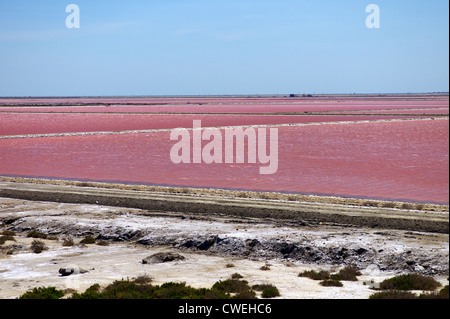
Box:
<box><xmin>24</xmin><ymin>277</ymin><xmax>261</xmax><ymax>300</ymax></box>
<box><xmin>369</xmin><ymin>290</ymin><xmax>418</xmax><ymax>299</ymax></box>
<box><xmin>231</xmin><ymin>273</ymin><xmax>243</xmax><ymax>279</ymax></box>
<box><xmin>96</xmin><ymin>240</ymin><xmax>109</xmax><ymax>246</ymax></box>
<box><xmin>379</xmin><ymin>274</ymin><xmax>441</xmax><ymax>291</ymax></box>
<box><xmin>261</xmin><ymin>287</ymin><xmax>280</xmax><ymax>298</ymax></box>
<box><xmin>1</xmin><ymin>230</ymin><xmax>16</xmax><ymax>236</ymax></box>
<box><xmin>331</xmin><ymin>266</ymin><xmax>361</xmax><ymax>281</ymax></box>
<box><xmin>27</xmin><ymin>230</ymin><xmax>48</xmax><ymax>239</ymax></box>
<box><xmin>133</xmin><ymin>275</ymin><xmax>153</xmax><ymax>285</ymax></box>
<box><xmin>233</xmin><ymin>290</ymin><xmax>257</xmax><ymax>299</ymax></box>
<box><xmin>0</xmin><ymin>234</ymin><xmax>15</xmax><ymax>245</ymax></box>
<box><xmin>19</xmin><ymin>287</ymin><xmax>64</xmax><ymax>299</ymax></box>
<box><xmin>400</xmin><ymin>203</ymin><xmax>413</xmax><ymax>210</ymax></box>
<box><xmin>212</xmin><ymin>279</ymin><xmax>251</xmax><ymax>294</ymax></box>
<box><xmin>62</xmin><ymin>237</ymin><xmax>74</xmax><ymax>246</ymax></box>
<box><xmin>370</xmin><ymin>287</ymin><xmax>449</xmax><ymax>300</ymax></box>
<box><xmin>80</xmin><ymin>235</ymin><xmax>96</xmax><ymax>244</ymax></box>
<box><xmin>363</xmin><ymin>201</ymin><xmax>378</xmax><ymax>207</ymax></box>
<box><xmin>252</xmin><ymin>284</ymin><xmax>280</xmax><ymax>298</ymax></box>
<box><xmin>225</xmin><ymin>263</ymin><xmax>235</xmax><ymax>268</ymax></box>
<box><xmin>439</xmin><ymin>285</ymin><xmax>449</xmax><ymax>298</ymax></box>
<box><xmin>299</xmin><ymin>270</ymin><xmax>330</xmax><ymax>280</ymax></box>
<box><xmin>260</xmin><ymin>265</ymin><xmax>271</xmax><ymax>271</ymax></box>
<box><xmin>382</xmin><ymin>202</ymin><xmax>396</xmax><ymax>208</ymax></box>
<box><xmin>31</xmin><ymin>240</ymin><xmax>47</xmax><ymax>254</ymax></box>
<box><xmin>320</xmin><ymin>280</ymin><xmax>343</xmax><ymax>287</ymax></box>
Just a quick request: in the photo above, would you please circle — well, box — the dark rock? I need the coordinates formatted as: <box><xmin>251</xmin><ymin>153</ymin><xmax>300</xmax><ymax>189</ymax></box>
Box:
<box><xmin>355</xmin><ymin>248</ymin><xmax>368</xmax><ymax>255</ymax></box>
<box><xmin>278</xmin><ymin>243</ymin><xmax>297</xmax><ymax>256</ymax></box>
<box><xmin>142</xmin><ymin>252</ymin><xmax>185</xmax><ymax>264</ymax></box>
<box><xmin>58</xmin><ymin>265</ymin><xmax>88</xmax><ymax>276</ymax></box>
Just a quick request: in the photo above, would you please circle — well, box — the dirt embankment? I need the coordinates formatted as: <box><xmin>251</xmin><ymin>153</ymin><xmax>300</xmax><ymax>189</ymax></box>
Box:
<box><xmin>0</xmin><ymin>179</ymin><xmax>448</xmax><ymax>234</ymax></box>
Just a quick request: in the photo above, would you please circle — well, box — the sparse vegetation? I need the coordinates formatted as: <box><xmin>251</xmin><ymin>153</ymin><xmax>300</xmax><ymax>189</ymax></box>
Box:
<box><xmin>252</xmin><ymin>284</ymin><xmax>280</xmax><ymax>298</ymax></box>
<box><xmin>320</xmin><ymin>280</ymin><xmax>343</xmax><ymax>287</ymax></box>
<box><xmin>0</xmin><ymin>233</ymin><xmax>15</xmax><ymax>245</ymax></box>
<box><xmin>1</xmin><ymin>230</ymin><xmax>16</xmax><ymax>236</ymax></box>
<box><xmin>30</xmin><ymin>239</ymin><xmax>47</xmax><ymax>254</ymax></box>
<box><xmin>400</xmin><ymin>203</ymin><xmax>413</xmax><ymax>210</ymax></box>
<box><xmin>298</xmin><ymin>270</ymin><xmax>331</xmax><ymax>280</ymax></box>
<box><xmin>382</xmin><ymin>202</ymin><xmax>396</xmax><ymax>208</ymax></box>
<box><xmin>369</xmin><ymin>285</ymin><xmax>449</xmax><ymax>300</ymax></box>
<box><xmin>369</xmin><ymin>290</ymin><xmax>418</xmax><ymax>299</ymax></box>
<box><xmin>27</xmin><ymin>230</ymin><xmax>48</xmax><ymax>239</ymax></box>
<box><xmin>62</xmin><ymin>237</ymin><xmax>74</xmax><ymax>246</ymax></box>
<box><xmin>19</xmin><ymin>287</ymin><xmax>65</xmax><ymax>299</ymax></box>
<box><xmin>363</xmin><ymin>201</ymin><xmax>379</xmax><ymax>207</ymax></box>
<box><xmin>299</xmin><ymin>266</ymin><xmax>361</xmax><ymax>283</ymax></box>
<box><xmin>79</xmin><ymin>235</ymin><xmax>96</xmax><ymax>244</ymax></box>
<box><xmin>67</xmin><ymin>275</ymin><xmax>258</xmax><ymax>299</ymax></box>
<box><xmin>231</xmin><ymin>273</ymin><xmax>243</xmax><ymax>279</ymax></box>
<box><xmin>379</xmin><ymin>274</ymin><xmax>441</xmax><ymax>291</ymax></box>
<box><xmin>330</xmin><ymin>265</ymin><xmax>362</xmax><ymax>281</ymax></box>
<box><xmin>133</xmin><ymin>275</ymin><xmax>153</xmax><ymax>285</ymax></box>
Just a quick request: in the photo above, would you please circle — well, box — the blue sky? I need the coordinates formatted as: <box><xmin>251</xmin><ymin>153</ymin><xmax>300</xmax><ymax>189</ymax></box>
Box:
<box><xmin>0</xmin><ymin>0</ymin><xmax>448</xmax><ymax>96</ymax></box>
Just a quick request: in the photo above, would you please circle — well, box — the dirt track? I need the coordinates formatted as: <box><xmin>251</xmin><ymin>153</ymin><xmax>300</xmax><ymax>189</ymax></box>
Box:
<box><xmin>0</xmin><ymin>181</ymin><xmax>448</xmax><ymax>234</ymax></box>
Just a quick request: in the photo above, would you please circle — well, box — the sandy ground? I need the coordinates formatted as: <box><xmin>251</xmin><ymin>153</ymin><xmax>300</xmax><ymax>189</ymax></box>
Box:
<box><xmin>0</xmin><ymin>198</ymin><xmax>448</xmax><ymax>299</ymax></box>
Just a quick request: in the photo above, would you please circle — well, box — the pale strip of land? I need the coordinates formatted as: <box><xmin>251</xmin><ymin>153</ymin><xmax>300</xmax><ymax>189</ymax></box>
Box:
<box><xmin>0</xmin><ymin>179</ymin><xmax>448</xmax><ymax>233</ymax></box>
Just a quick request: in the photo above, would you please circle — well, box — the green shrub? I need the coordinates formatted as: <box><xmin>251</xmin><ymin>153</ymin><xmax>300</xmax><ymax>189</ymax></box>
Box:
<box><xmin>369</xmin><ymin>290</ymin><xmax>418</xmax><ymax>299</ymax></box>
<box><xmin>27</xmin><ymin>230</ymin><xmax>48</xmax><ymax>239</ymax></box>
<box><xmin>252</xmin><ymin>284</ymin><xmax>275</xmax><ymax>291</ymax></box>
<box><xmin>379</xmin><ymin>274</ymin><xmax>441</xmax><ymax>291</ymax></box>
<box><xmin>439</xmin><ymin>285</ymin><xmax>449</xmax><ymax>298</ymax></box>
<box><xmin>231</xmin><ymin>273</ymin><xmax>243</xmax><ymax>279</ymax></box>
<box><xmin>133</xmin><ymin>275</ymin><xmax>153</xmax><ymax>285</ymax></box>
<box><xmin>233</xmin><ymin>290</ymin><xmax>257</xmax><ymax>299</ymax></box>
<box><xmin>400</xmin><ymin>203</ymin><xmax>413</xmax><ymax>210</ymax></box>
<box><xmin>80</xmin><ymin>235</ymin><xmax>96</xmax><ymax>244</ymax></box>
<box><xmin>370</xmin><ymin>286</ymin><xmax>449</xmax><ymax>300</ymax></box>
<box><xmin>320</xmin><ymin>280</ymin><xmax>343</xmax><ymax>287</ymax></box>
<box><xmin>62</xmin><ymin>237</ymin><xmax>74</xmax><ymax>246</ymax></box>
<box><xmin>382</xmin><ymin>202</ymin><xmax>396</xmax><ymax>208</ymax></box>
<box><xmin>19</xmin><ymin>287</ymin><xmax>64</xmax><ymax>299</ymax></box>
<box><xmin>31</xmin><ymin>239</ymin><xmax>47</xmax><ymax>254</ymax></box>
<box><xmin>331</xmin><ymin>266</ymin><xmax>361</xmax><ymax>281</ymax></box>
<box><xmin>0</xmin><ymin>234</ymin><xmax>15</xmax><ymax>245</ymax></box>
<box><xmin>212</xmin><ymin>279</ymin><xmax>251</xmax><ymax>294</ymax></box>
<box><xmin>254</xmin><ymin>285</ymin><xmax>280</xmax><ymax>298</ymax></box>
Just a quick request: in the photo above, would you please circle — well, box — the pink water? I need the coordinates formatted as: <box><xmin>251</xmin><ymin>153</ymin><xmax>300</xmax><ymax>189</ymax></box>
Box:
<box><xmin>0</xmin><ymin>113</ymin><xmax>424</xmax><ymax>136</ymax></box>
<box><xmin>1</xmin><ymin>102</ymin><xmax>448</xmax><ymax>114</ymax></box>
<box><xmin>0</xmin><ymin>95</ymin><xmax>447</xmax><ymax>106</ymax></box>
<box><xmin>0</xmin><ymin>119</ymin><xmax>448</xmax><ymax>204</ymax></box>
